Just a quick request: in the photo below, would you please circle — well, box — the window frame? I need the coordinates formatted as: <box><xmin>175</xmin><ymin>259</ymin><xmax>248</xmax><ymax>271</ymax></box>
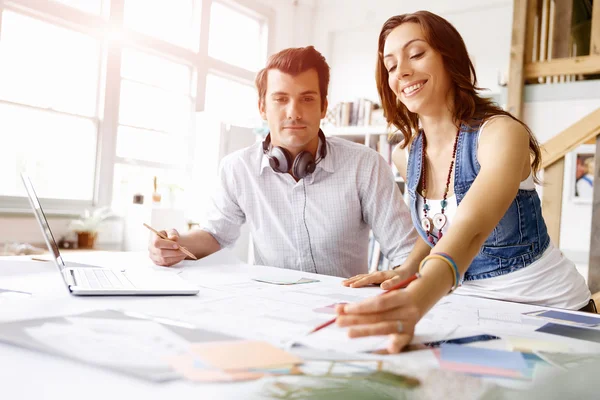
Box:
<box><xmin>0</xmin><ymin>0</ymin><xmax>274</xmax><ymax>216</ymax></box>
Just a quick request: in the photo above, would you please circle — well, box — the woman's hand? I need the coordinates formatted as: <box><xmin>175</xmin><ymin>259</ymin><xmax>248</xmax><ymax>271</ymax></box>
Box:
<box><xmin>335</xmin><ymin>288</ymin><xmax>421</xmax><ymax>353</ymax></box>
<box><xmin>342</xmin><ymin>266</ymin><xmax>415</xmax><ymax>289</ymax></box>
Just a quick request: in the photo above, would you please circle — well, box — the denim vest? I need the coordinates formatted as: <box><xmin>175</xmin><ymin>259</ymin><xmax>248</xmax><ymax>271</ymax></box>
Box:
<box><xmin>406</xmin><ymin>121</ymin><xmax>550</xmax><ymax>281</ymax></box>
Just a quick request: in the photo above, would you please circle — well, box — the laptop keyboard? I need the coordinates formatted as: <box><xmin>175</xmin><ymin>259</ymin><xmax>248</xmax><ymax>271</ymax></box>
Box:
<box><xmin>75</xmin><ymin>268</ymin><xmax>135</xmax><ymax>289</ymax></box>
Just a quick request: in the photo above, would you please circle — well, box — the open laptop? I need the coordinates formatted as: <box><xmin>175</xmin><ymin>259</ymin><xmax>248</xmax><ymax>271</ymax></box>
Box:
<box><xmin>21</xmin><ymin>173</ymin><xmax>199</xmax><ymax>296</ymax></box>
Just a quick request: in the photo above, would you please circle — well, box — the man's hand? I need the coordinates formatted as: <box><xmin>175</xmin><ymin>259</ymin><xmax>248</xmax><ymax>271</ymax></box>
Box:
<box><xmin>342</xmin><ymin>266</ymin><xmax>414</xmax><ymax>290</ymax></box>
<box><xmin>148</xmin><ymin>229</ymin><xmax>187</xmax><ymax>267</ymax></box>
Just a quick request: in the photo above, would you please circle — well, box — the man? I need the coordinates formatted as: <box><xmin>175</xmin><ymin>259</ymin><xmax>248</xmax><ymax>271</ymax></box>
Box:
<box><xmin>148</xmin><ymin>46</ymin><xmax>418</xmax><ymax>278</ymax></box>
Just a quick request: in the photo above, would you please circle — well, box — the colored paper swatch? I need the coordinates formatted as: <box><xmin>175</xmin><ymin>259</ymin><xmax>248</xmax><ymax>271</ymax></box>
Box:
<box><xmin>190</xmin><ymin>340</ymin><xmax>302</xmax><ymax>370</ymax></box>
<box><xmin>506</xmin><ymin>336</ymin><xmax>569</xmax><ymax>353</ymax></box>
<box><xmin>440</xmin><ymin>344</ymin><xmax>527</xmax><ymax>371</ymax></box>
<box><xmin>536</xmin><ymin>323</ymin><xmax>600</xmax><ymax>343</ymax></box>
<box><xmin>525</xmin><ymin>310</ymin><xmax>600</xmax><ymax>327</ymax></box>
<box><xmin>167</xmin><ymin>354</ymin><xmax>264</xmax><ymax>382</ymax></box>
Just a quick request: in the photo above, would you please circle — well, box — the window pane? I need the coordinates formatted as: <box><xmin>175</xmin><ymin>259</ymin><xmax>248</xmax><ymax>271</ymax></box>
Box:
<box><xmin>111</xmin><ymin>163</ymin><xmax>189</xmax><ymax>214</ymax></box>
<box><xmin>204</xmin><ymin>74</ymin><xmax>259</xmax><ymax>128</ymax></box>
<box><xmin>209</xmin><ymin>2</ymin><xmax>264</xmax><ymax>71</ymax></box>
<box><xmin>116</xmin><ymin>126</ymin><xmax>184</xmax><ymax>165</ymax></box>
<box><xmin>123</xmin><ymin>0</ymin><xmax>198</xmax><ymax>50</ymax></box>
<box><xmin>0</xmin><ymin>11</ymin><xmax>100</xmax><ymax>117</ymax></box>
<box><xmin>121</xmin><ymin>49</ymin><xmax>193</xmax><ymax>95</ymax></box>
<box><xmin>0</xmin><ymin>104</ymin><xmax>97</xmax><ymax>200</ymax></box>
<box><xmin>119</xmin><ymin>80</ymin><xmax>192</xmax><ymax>133</ymax></box>
<box><xmin>51</xmin><ymin>0</ymin><xmax>104</xmax><ymax>14</ymax></box>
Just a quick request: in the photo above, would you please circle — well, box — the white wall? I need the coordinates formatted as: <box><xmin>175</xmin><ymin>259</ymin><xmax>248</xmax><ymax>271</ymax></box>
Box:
<box><xmin>253</xmin><ymin>0</ymin><xmax>316</xmax><ymax>52</ymax></box>
<box><xmin>311</xmin><ymin>0</ymin><xmax>512</xmax><ymax>105</ymax></box>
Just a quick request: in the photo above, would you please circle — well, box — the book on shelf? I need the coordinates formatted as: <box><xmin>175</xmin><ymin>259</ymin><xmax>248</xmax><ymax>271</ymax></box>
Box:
<box><xmin>333</xmin><ymin>99</ymin><xmax>375</xmax><ymax>127</ymax></box>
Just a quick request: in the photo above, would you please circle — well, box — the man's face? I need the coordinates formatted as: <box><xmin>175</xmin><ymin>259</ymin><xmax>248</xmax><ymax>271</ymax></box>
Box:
<box><xmin>259</xmin><ymin>68</ymin><xmax>327</xmax><ymax>151</ymax></box>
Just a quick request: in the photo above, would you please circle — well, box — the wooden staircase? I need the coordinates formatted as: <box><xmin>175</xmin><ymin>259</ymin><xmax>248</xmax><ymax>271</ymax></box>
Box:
<box><xmin>508</xmin><ymin>0</ymin><xmax>600</xmax><ymax>292</ymax></box>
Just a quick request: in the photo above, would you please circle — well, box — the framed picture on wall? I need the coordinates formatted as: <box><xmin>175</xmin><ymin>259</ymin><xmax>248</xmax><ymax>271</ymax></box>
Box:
<box><xmin>570</xmin><ymin>144</ymin><xmax>595</xmax><ymax>204</ymax></box>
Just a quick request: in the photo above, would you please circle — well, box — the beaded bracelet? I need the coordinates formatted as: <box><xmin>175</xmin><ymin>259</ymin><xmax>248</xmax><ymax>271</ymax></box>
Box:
<box><xmin>418</xmin><ymin>254</ymin><xmax>460</xmax><ymax>293</ymax></box>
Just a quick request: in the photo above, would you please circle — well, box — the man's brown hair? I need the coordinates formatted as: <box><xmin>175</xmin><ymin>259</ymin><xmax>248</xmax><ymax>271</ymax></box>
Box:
<box><xmin>255</xmin><ymin>46</ymin><xmax>330</xmax><ymax>111</ymax></box>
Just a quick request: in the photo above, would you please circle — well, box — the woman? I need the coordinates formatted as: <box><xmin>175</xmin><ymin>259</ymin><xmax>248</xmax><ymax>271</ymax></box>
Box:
<box><xmin>336</xmin><ymin>11</ymin><xmax>592</xmax><ymax>353</ymax></box>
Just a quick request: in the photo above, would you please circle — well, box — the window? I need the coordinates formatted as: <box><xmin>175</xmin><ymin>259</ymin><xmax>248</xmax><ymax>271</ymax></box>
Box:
<box><xmin>123</xmin><ymin>0</ymin><xmax>200</xmax><ymax>50</ymax></box>
<box><xmin>0</xmin><ymin>104</ymin><xmax>97</xmax><ymax>200</ymax></box>
<box><xmin>0</xmin><ymin>0</ymin><xmax>270</xmax><ymax>217</ymax></box>
<box><xmin>0</xmin><ymin>11</ymin><xmax>101</xmax><ymax>202</ymax></box>
<box><xmin>112</xmin><ymin>163</ymin><xmax>189</xmax><ymax>213</ymax></box>
<box><xmin>51</xmin><ymin>0</ymin><xmax>104</xmax><ymax>15</ymax></box>
<box><xmin>0</xmin><ymin>11</ymin><xmax>100</xmax><ymax>116</ymax></box>
<box><xmin>113</xmin><ymin>48</ymin><xmax>195</xmax><ymax>213</ymax></box>
<box><xmin>208</xmin><ymin>2</ymin><xmax>266</xmax><ymax>71</ymax></box>
<box><xmin>204</xmin><ymin>73</ymin><xmax>259</xmax><ymax>128</ymax></box>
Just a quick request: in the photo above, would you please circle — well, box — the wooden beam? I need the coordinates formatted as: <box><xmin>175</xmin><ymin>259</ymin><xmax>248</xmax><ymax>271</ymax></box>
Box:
<box><xmin>588</xmin><ymin>135</ymin><xmax>600</xmax><ymax>293</ymax></box>
<box><xmin>591</xmin><ymin>0</ymin><xmax>600</xmax><ymax>55</ymax></box>
<box><xmin>542</xmin><ymin>107</ymin><xmax>600</xmax><ymax>169</ymax></box>
<box><xmin>507</xmin><ymin>0</ymin><xmax>529</xmax><ymax>118</ymax></box>
<box><xmin>535</xmin><ymin>0</ymin><xmax>544</xmax><ymax>60</ymax></box>
<box><xmin>540</xmin><ymin>0</ymin><xmax>551</xmax><ymax>61</ymax></box>
<box><xmin>551</xmin><ymin>0</ymin><xmax>572</xmax><ymax>59</ymax></box>
<box><xmin>542</xmin><ymin>159</ymin><xmax>565</xmax><ymax>246</ymax></box>
<box><xmin>525</xmin><ymin>0</ymin><xmax>539</xmax><ymax>63</ymax></box>
<box><xmin>525</xmin><ymin>55</ymin><xmax>600</xmax><ymax>79</ymax></box>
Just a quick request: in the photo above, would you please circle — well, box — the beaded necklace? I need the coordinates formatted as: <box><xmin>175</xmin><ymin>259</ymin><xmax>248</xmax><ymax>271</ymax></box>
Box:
<box><xmin>420</xmin><ymin>130</ymin><xmax>460</xmax><ymax>244</ymax></box>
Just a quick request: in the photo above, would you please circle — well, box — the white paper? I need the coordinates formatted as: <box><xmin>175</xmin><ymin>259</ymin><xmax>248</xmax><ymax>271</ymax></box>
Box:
<box><xmin>292</xmin><ymin>325</ymin><xmax>389</xmax><ymax>353</ymax></box>
<box><xmin>0</xmin><ymin>271</ymin><xmax>68</xmax><ymax>298</ymax></box>
<box><xmin>25</xmin><ymin>318</ymin><xmax>190</xmax><ymax>369</ymax></box>
<box><xmin>180</xmin><ymin>248</ymin><xmax>245</xmax><ymax>268</ymax></box>
<box><xmin>478</xmin><ymin>308</ymin><xmax>523</xmax><ymax>324</ymax></box>
<box><xmin>411</xmin><ymin>319</ymin><xmax>460</xmax><ymax>344</ymax></box>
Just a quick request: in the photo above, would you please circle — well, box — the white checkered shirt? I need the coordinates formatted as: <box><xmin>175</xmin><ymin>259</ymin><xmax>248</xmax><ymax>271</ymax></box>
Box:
<box><xmin>201</xmin><ymin>136</ymin><xmax>417</xmax><ymax>278</ymax></box>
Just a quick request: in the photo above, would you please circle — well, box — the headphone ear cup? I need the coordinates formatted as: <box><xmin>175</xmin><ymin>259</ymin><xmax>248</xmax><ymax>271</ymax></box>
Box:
<box><xmin>269</xmin><ymin>146</ymin><xmax>293</xmax><ymax>173</ymax></box>
<box><xmin>293</xmin><ymin>151</ymin><xmax>316</xmax><ymax>179</ymax></box>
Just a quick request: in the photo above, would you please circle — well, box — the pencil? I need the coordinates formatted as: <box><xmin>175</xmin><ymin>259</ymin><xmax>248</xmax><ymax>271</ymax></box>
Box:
<box><xmin>308</xmin><ymin>272</ymin><xmax>421</xmax><ymax>335</ymax></box>
<box><xmin>142</xmin><ymin>223</ymin><xmax>197</xmax><ymax>260</ymax></box>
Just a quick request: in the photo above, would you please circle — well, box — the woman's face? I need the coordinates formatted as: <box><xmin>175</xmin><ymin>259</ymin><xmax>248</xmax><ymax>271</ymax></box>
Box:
<box><xmin>383</xmin><ymin>22</ymin><xmax>453</xmax><ymax>116</ymax></box>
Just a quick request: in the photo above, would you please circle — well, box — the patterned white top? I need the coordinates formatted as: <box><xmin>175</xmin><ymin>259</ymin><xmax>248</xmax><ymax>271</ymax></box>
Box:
<box><xmin>201</xmin><ymin>136</ymin><xmax>417</xmax><ymax>278</ymax></box>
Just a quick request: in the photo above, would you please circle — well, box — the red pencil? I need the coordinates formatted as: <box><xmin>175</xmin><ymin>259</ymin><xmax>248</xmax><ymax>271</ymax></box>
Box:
<box><xmin>308</xmin><ymin>273</ymin><xmax>421</xmax><ymax>335</ymax></box>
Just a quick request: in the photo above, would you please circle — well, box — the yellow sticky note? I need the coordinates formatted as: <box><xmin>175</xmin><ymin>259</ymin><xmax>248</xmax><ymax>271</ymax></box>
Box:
<box><xmin>506</xmin><ymin>336</ymin><xmax>569</xmax><ymax>353</ymax></box>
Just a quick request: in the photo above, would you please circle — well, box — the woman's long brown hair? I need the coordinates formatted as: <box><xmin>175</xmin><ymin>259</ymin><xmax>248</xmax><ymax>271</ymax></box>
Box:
<box><xmin>376</xmin><ymin>11</ymin><xmax>542</xmax><ymax>181</ymax></box>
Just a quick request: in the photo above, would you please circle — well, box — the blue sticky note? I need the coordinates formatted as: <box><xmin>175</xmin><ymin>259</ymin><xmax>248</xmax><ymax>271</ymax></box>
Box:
<box><xmin>440</xmin><ymin>344</ymin><xmax>527</xmax><ymax>371</ymax></box>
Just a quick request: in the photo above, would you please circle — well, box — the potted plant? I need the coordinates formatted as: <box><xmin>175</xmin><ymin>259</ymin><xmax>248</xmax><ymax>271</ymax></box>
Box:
<box><xmin>68</xmin><ymin>207</ymin><xmax>113</xmax><ymax>249</ymax></box>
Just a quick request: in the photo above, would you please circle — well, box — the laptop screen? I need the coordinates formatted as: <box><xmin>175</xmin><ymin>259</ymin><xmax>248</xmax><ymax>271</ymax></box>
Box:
<box><xmin>21</xmin><ymin>173</ymin><xmax>65</xmax><ymax>271</ymax></box>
